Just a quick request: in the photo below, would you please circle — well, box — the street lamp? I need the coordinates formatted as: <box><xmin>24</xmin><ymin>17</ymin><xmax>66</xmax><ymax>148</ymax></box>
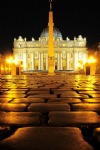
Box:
<box><xmin>6</xmin><ymin>56</ymin><xmax>15</xmax><ymax>75</ymax></box>
<box><xmin>87</xmin><ymin>56</ymin><xmax>96</xmax><ymax>64</ymax></box>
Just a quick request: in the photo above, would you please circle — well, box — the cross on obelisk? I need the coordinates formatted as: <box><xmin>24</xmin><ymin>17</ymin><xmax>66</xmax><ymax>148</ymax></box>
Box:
<box><xmin>48</xmin><ymin>0</ymin><xmax>55</xmax><ymax>75</ymax></box>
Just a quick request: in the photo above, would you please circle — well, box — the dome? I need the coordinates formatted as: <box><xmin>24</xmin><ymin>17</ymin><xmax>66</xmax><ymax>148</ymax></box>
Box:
<box><xmin>40</xmin><ymin>27</ymin><xmax>63</xmax><ymax>40</ymax></box>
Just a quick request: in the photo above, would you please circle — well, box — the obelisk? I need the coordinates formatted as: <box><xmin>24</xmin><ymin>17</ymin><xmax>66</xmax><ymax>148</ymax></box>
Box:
<box><xmin>48</xmin><ymin>0</ymin><xmax>55</xmax><ymax>75</ymax></box>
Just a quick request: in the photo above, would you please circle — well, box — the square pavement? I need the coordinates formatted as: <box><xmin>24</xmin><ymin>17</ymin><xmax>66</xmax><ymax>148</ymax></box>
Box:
<box><xmin>0</xmin><ymin>74</ymin><xmax>100</xmax><ymax>149</ymax></box>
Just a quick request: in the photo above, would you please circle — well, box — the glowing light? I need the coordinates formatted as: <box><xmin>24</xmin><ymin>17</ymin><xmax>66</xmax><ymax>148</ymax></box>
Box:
<box><xmin>87</xmin><ymin>56</ymin><xmax>96</xmax><ymax>64</ymax></box>
<box><xmin>6</xmin><ymin>56</ymin><xmax>15</xmax><ymax>64</ymax></box>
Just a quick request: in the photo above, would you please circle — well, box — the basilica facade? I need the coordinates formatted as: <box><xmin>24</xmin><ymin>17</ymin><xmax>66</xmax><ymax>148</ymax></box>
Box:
<box><xmin>13</xmin><ymin>28</ymin><xmax>88</xmax><ymax>72</ymax></box>
<box><xmin>13</xmin><ymin>1</ymin><xmax>88</xmax><ymax>73</ymax></box>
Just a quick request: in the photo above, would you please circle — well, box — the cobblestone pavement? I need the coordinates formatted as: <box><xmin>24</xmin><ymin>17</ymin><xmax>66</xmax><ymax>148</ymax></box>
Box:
<box><xmin>0</xmin><ymin>74</ymin><xmax>100</xmax><ymax>150</ymax></box>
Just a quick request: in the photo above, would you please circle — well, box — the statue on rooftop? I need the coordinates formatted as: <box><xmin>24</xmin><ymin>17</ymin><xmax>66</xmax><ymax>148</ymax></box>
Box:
<box><xmin>14</xmin><ymin>38</ymin><xmax>16</xmax><ymax>41</ymax></box>
<box><xmin>66</xmin><ymin>37</ymin><xmax>70</xmax><ymax>41</ymax></box>
<box><xmin>78</xmin><ymin>35</ymin><xmax>83</xmax><ymax>41</ymax></box>
<box><xmin>74</xmin><ymin>37</ymin><xmax>76</xmax><ymax>41</ymax></box>
<box><xmin>32</xmin><ymin>37</ymin><xmax>35</xmax><ymax>41</ymax></box>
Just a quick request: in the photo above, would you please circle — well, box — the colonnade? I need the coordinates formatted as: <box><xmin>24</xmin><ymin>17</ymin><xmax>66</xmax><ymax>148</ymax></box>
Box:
<box><xmin>14</xmin><ymin>48</ymin><xmax>87</xmax><ymax>72</ymax></box>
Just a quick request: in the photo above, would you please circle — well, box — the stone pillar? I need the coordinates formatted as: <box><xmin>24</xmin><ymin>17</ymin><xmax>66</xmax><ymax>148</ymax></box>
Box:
<box><xmin>38</xmin><ymin>53</ymin><xmax>41</xmax><ymax>70</ymax></box>
<box><xmin>57</xmin><ymin>53</ymin><xmax>60</xmax><ymax>70</ymax></box>
<box><xmin>31</xmin><ymin>53</ymin><xmax>35</xmax><ymax>70</ymax></box>
<box><xmin>23</xmin><ymin>50</ymin><xmax>27</xmax><ymax>71</ymax></box>
<box><xmin>41</xmin><ymin>53</ymin><xmax>43</xmax><ymax>70</ymax></box>
<box><xmin>67</xmin><ymin>53</ymin><xmax>70</xmax><ymax>70</ymax></box>
<box><xmin>73</xmin><ymin>50</ymin><xmax>75</xmax><ymax>70</ymax></box>
<box><xmin>31</xmin><ymin>53</ymin><xmax>33</xmax><ymax>70</ymax></box>
<box><xmin>60</xmin><ymin>53</ymin><xmax>62</xmax><ymax>70</ymax></box>
<box><xmin>46</xmin><ymin>53</ymin><xmax>48</xmax><ymax>70</ymax></box>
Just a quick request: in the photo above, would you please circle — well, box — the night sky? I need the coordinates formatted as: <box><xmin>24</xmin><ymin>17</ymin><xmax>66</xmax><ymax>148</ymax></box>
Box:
<box><xmin>0</xmin><ymin>0</ymin><xmax>100</xmax><ymax>54</ymax></box>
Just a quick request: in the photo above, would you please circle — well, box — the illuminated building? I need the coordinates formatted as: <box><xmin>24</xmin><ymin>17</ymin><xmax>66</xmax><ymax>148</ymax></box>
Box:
<box><xmin>13</xmin><ymin>1</ymin><xmax>88</xmax><ymax>72</ymax></box>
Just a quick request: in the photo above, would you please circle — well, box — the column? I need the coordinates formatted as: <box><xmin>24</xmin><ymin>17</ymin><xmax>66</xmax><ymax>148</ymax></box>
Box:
<box><xmin>73</xmin><ymin>50</ymin><xmax>75</xmax><ymax>71</ymax></box>
<box><xmin>23</xmin><ymin>50</ymin><xmax>27</xmax><ymax>71</ymax></box>
<box><xmin>60</xmin><ymin>53</ymin><xmax>62</xmax><ymax>70</ymax></box>
<box><xmin>31</xmin><ymin>52</ymin><xmax>35</xmax><ymax>70</ymax></box>
<box><xmin>75</xmin><ymin>51</ymin><xmax>78</xmax><ymax>70</ymax></box>
<box><xmin>67</xmin><ymin>53</ymin><xmax>69</xmax><ymax>70</ymax></box>
<box><xmin>31</xmin><ymin>53</ymin><xmax>33</xmax><ymax>70</ymax></box>
<box><xmin>33</xmin><ymin>52</ymin><xmax>35</xmax><ymax>70</ymax></box>
<box><xmin>57</xmin><ymin>53</ymin><xmax>60</xmax><ymax>70</ymax></box>
<box><xmin>46</xmin><ymin>53</ymin><xmax>48</xmax><ymax>70</ymax></box>
<box><xmin>41</xmin><ymin>53</ymin><xmax>43</xmax><ymax>70</ymax></box>
<box><xmin>38</xmin><ymin>53</ymin><xmax>41</xmax><ymax>70</ymax></box>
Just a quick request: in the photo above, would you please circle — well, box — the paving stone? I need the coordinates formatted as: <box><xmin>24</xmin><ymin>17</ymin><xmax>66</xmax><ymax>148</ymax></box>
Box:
<box><xmin>48</xmin><ymin>98</ymin><xmax>81</xmax><ymax>103</ymax></box>
<box><xmin>53</xmin><ymin>90</ymin><xmax>77</xmax><ymax>94</ymax></box>
<box><xmin>29</xmin><ymin>88</ymin><xmax>50</xmax><ymax>91</ymax></box>
<box><xmin>0</xmin><ymin>94</ymin><xmax>26</xmax><ymax>98</ymax></box>
<box><xmin>10</xmin><ymin>89</ymin><xmax>28</xmax><ymax>91</ymax></box>
<box><xmin>83</xmin><ymin>98</ymin><xmax>100</xmax><ymax>103</ymax></box>
<box><xmin>94</xmin><ymin>82</ymin><xmax>100</xmax><ymax>86</ymax></box>
<box><xmin>15</xmin><ymin>85</ymin><xmax>27</xmax><ymax>88</ymax></box>
<box><xmin>1</xmin><ymin>75</ymin><xmax>100</xmax><ymax>149</ymax></box>
<box><xmin>0</xmin><ymin>98</ymin><xmax>13</xmax><ymax>103</ymax></box>
<box><xmin>26</xmin><ymin>85</ymin><xmax>39</xmax><ymax>88</ymax></box>
<box><xmin>72</xmin><ymin>103</ymin><xmax>100</xmax><ymax>112</ymax></box>
<box><xmin>27</xmin><ymin>90</ymin><xmax>50</xmax><ymax>95</ymax></box>
<box><xmin>94</xmin><ymin>88</ymin><xmax>100</xmax><ymax>91</ymax></box>
<box><xmin>0</xmin><ymin>103</ymin><xmax>28</xmax><ymax>112</ymax></box>
<box><xmin>60</xmin><ymin>94</ymin><xmax>89</xmax><ymax>99</ymax></box>
<box><xmin>41</xmin><ymin>84</ymin><xmax>59</xmax><ymax>88</ymax></box>
<box><xmin>59</xmin><ymin>87</ymin><xmax>75</xmax><ymax>90</ymax></box>
<box><xmin>72</xmin><ymin>88</ymin><xmax>94</xmax><ymax>91</ymax></box>
<box><xmin>3</xmin><ymin>91</ymin><xmax>27</xmax><ymax>94</ymax></box>
<box><xmin>88</xmin><ymin>94</ymin><xmax>100</xmax><ymax>98</ymax></box>
<box><xmin>93</xmin><ymin>128</ymin><xmax>100</xmax><ymax>143</ymax></box>
<box><xmin>28</xmin><ymin>94</ymin><xmax>57</xmax><ymax>98</ymax></box>
<box><xmin>78</xmin><ymin>91</ymin><xmax>100</xmax><ymax>94</ymax></box>
<box><xmin>48</xmin><ymin>111</ymin><xmax>100</xmax><ymax>126</ymax></box>
<box><xmin>28</xmin><ymin>103</ymin><xmax>70</xmax><ymax>112</ymax></box>
<box><xmin>0</xmin><ymin>127</ymin><xmax>94</xmax><ymax>150</ymax></box>
<box><xmin>11</xmin><ymin>98</ymin><xmax>45</xmax><ymax>103</ymax></box>
<box><xmin>79</xmin><ymin>85</ymin><xmax>95</xmax><ymax>88</ymax></box>
<box><xmin>0</xmin><ymin>88</ymin><xmax>9</xmax><ymax>92</ymax></box>
<box><xmin>0</xmin><ymin>112</ymin><xmax>40</xmax><ymax>127</ymax></box>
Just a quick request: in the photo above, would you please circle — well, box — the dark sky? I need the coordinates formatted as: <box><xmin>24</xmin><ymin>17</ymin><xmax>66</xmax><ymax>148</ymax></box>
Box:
<box><xmin>0</xmin><ymin>0</ymin><xmax>100</xmax><ymax>54</ymax></box>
